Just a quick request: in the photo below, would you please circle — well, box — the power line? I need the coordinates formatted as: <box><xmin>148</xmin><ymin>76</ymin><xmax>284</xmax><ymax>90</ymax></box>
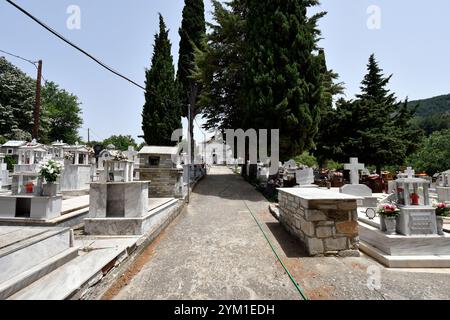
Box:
<box><xmin>6</xmin><ymin>0</ymin><xmax>145</xmax><ymax>91</ymax></box>
<box><xmin>0</xmin><ymin>48</ymin><xmax>37</xmax><ymax>64</ymax></box>
<box><xmin>0</xmin><ymin>48</ymin><xmax>47</xmax><ymax>83</ymax></box>
<box><xmin>6</xmin><ymin>0</ymin><xmax>185</xmax><ymax>108</ymax></box>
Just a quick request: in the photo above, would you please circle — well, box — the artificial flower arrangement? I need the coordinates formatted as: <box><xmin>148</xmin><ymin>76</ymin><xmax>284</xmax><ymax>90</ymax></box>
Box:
<box><xmin>39</xmin><ymin>159</ymin><xmax>63</xmax><ymax>183</ymax></box>
<box><xmin>377</xmin><ymin>204</ymin><xmax>401</xmax><ymax>217</ymax></box>
<box><xmin>112</xmin><ymin>151</ymin><xmax>128</xmax><ymax>161</ymax></box>
<box><xmin>434</xmin><ymin>202</ymin><xmax>450</xmax><ymax>217</ymax></box>
<box><xmin>64</xmin><ymin>152</ymin><xmax>74</xmax><ymax>160</ymax></box>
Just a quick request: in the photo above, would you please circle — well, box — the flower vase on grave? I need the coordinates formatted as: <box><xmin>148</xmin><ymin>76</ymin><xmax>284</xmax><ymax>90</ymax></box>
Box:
<box><xmin>384</xmin><ymin>217</ymin><xmax>397</xmax><ymax>235</ymax></box>
<box><xmin>436</xmin><ymin>216</ymin><xmax>445</xmax><ymax>236</ymax></box>
<box><xmin>42</xmin><ymin>183</ymin><xmax>58</xmax><ymax>197</ymax></box>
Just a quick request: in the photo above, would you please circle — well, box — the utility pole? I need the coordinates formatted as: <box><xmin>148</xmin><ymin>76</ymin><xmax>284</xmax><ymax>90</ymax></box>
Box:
<box><xmin>87</xmin><ymin>128</ymin><xmax>90</xmax><ymax>144</ymax></box>
<box><xmin>32</xmin><ymin>60</ymin><xmax>42</xmax><ymax>140</ymax></box>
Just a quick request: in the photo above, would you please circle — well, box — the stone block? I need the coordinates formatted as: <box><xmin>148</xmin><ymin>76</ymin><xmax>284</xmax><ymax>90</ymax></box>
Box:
<box><xmin>338</xmin><ymin>250</ymin><xmax>360</xmax><ymax>257</ymax></box>
<box><xmin>336</xmin><ymin>220</ymin><xmax>359</xmax><ymax>236</ymax></box>
<box><xmin>316</xmin><ymin>226</ymin><xmax>334</xmax><ymax>238</ymax></box>
<box><xmin>337</xmin><ymin>201</ymin><xmax>357</xmax><ymax>211</ymax></box>
<box><xmin>300</xmin><ymin>218</ymin><xmax>315</xmax><ymax>237</ymax></box>
<box><xmin>305</xmin><ymin>237</ymin><xmax>324</xmax><ymax>255</ymax></box>
<box><xmin>324</xmin><ymin>237</ymin><xmax>348</xmax><ymax>251</ymax></box>
<box><xmin>304</xmin><ymin>209</ymin><xmax>327</xmax><ymax>221</ymax></box>
<box><xmin>326</xmin><ymin>210</ymin><xmax>349</xmax><ymax>222</ymax></box>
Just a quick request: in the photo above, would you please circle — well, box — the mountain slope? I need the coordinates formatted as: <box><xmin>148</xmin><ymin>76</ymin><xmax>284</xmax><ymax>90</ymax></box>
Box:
<box><xmin>408</xmin><ymin>94</ymin><xmax>450</xmax><ymax>117</ymax></box>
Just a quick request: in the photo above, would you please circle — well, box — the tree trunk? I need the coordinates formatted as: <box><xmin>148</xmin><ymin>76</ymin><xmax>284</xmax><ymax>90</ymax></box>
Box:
<box><xmin>188</xmin><ymin>82</ymin><xmax>198</xmax><ymax>162</ymax></box>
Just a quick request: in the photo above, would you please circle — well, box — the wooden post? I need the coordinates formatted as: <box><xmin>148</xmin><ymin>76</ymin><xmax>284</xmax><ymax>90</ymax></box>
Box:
<box><xmin>32</xmin><ymin>60</ymin><xmax>43</xmax><ymax>140</ymax></box>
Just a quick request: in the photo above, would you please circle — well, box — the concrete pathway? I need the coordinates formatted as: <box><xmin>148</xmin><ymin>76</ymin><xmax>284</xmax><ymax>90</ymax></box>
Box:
<box><xmin>112</xmin><ymin>166</ymin><xmax>450</xmax><ymax>300</ymax></box>
<box><xmin>114</xmin><ymin>166</ymin><xmax>301</xmax><ymax>300</ymax></box>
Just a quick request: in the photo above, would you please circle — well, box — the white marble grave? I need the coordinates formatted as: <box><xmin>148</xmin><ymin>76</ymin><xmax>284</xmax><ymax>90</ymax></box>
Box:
<box><xmin>295</xmin><ymin>166</ymin><xmax>315</xmax><ymax>187</ymax></box>
<box><xmin>393</xmin><ymin>171</ymin><xmax>437</xmax><ymax>236</ymax></box>
<box><xmin>436</xmin><ymin>170</ymin><xmax>450</xmax><ymax>203</ymax></box>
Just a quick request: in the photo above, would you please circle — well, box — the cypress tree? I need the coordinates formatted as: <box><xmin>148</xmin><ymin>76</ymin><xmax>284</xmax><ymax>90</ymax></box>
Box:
<box><xmin>313</xmin><ymin>49</ymin><xmax>345</xmax><ymax>167</ymax></box>
<box><xmin>244</xmin><ymin>0</ymin><xmax>325</xmax><ymax>161</ymax></box>
<box><xmin>142</xmin><ymin>15</ymin><xmax>181</xmax><ymax>146</ymax></box>
<box><xmin>177</xmin><ymin>0</ymin><xmax>206</xmax><ymax>159</ymax></box>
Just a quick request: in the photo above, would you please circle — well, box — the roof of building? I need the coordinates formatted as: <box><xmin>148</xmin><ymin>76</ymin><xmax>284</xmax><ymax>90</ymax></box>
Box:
<box><xmin>1</xmin><ymin>140</ymin><xmax>27</xmax><ymax>148</ymax></box>
<box><xmin>139</xmin><ymin>146</ymin><xmax>179</xmax><ymax>155</ymax></box>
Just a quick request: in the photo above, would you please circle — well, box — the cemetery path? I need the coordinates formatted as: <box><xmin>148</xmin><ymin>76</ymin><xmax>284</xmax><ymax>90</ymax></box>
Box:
<box><xmin>109</xmin><ymin>166</ymin><xmax>450</xmax><ymax>300</ymax></box>
<box><xmin>111</xmin><ymin>166</ymin><xmax>302</xmax><ymax>300</ymax></box>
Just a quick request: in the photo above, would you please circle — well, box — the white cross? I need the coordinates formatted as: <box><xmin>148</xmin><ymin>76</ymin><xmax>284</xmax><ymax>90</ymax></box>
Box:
<box><xmin>344</xmin><ymin>157</ymin><xmax>365</xmax><ymax>185</ymax></box>
<box><xmin>405</xmin><ymin>167</ymin><xmax>415</xmax><ymax>179</ymax></box>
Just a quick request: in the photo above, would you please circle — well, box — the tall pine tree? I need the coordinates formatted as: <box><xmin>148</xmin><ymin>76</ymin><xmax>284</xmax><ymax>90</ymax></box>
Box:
<box><xmin>332</xmin><ymin>54</ymin><xmax>421</xmax><ymax>173</ymax></box>
<box><xmin>142</xmin><ymin>15</ymin><xmax>181</xmax><ymax>146</ymax></box>
<box><xmin>177</xmin><ymin>0</ymin><xmax>206</xmax><ymax>159</ymax></box>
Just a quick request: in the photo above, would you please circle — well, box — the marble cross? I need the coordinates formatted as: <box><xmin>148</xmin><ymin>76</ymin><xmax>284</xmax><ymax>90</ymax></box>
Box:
<box><xmin>344</xmin><ymin>157</ymin><xmax>365</xmax><ymax>185</ymax></box>
<box><xmin>405</xmin><ymin>167</ymin><xmax>415</xmax><ymax>179</ymax></box>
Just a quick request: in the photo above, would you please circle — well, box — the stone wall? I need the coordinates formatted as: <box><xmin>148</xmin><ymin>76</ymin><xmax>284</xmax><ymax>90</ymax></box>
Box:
<box><xmin>138</xmin><ymin>167</ymin><xmax>183</xmax><ymax>198</ymax></box>
<box><xmin>278</xmin><ymin>190</ymin><xmax>360</xmax><ymax>257</ymax></box>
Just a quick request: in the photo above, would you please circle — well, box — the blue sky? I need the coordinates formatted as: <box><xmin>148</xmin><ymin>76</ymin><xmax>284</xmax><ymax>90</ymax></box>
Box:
<box><xmin>1</xmin><ymin>0</ymin><xmax>449</xmax><ymax>144</ymax></box>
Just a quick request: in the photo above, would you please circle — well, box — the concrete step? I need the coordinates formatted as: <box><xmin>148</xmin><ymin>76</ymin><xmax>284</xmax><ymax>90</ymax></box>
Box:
<box><xmin>0</xmin><ymin>247</ymin><xmax>78</xmax><ymax>299</ymax></box>
<box><xmin>0</xmin><ymin>227</ymin><xmax>73</xmax><ymax>284</ymax></box>
<box><xmin>9</xmin><ymin>237</ymin><xmax>137</xmax><ymax>300</ymax></box>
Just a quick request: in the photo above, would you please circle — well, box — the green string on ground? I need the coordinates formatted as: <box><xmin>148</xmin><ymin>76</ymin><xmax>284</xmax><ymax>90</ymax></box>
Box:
<box><xmin>243</xmin><ymin>200</ymin><xmax>309</xmax><ymax>301</ymax></box>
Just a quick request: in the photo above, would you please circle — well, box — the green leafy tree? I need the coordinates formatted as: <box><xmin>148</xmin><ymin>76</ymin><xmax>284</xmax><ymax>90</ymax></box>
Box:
<box><xmin>0</xmin><ymin>57</ymin><xmax>35</xmax><ymax>139</ymax></box>
<box><xmin>142</xmin><ymin>15</ymin><xmax>181</xmax><ymax>146</ymax></box>
<box><xmin>407</xmin><ymin>129</ymin><xmax>450</xmax><ymax>175</ymax></box>
<box><xmin>244</xmin><ymin>0</ymin><xmax>325</xmax><ymax>161</ymax></box>
<box><xmin>194</xmin><ymin>0</ymin><xmax>247</xmax><ymax>131</ymax></box>
<box><xmin>40</xmin><ymin>81</ymin><xmax>83</xmax><ymax>144</ymax></box>
<box><xmin>177</xmin><ymin>0</ymin><xmax>206</xmax><ymax>158</ymax></box>
<box><xmin>102</xmin><ymin>135</ymin><xmax>137</xmax><ymax>151</ymax></box>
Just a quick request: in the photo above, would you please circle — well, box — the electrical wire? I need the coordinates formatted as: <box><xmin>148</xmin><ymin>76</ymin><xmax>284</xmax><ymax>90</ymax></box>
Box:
<box><xmin>0</xmin><ymin>48</ymin><xmax>37</xmax><ymax>64</ymax></box>
<box><xmin>0</xmin><ymin>48</ymin><xmax>46</xmax><ymax>83</ymax></box>
<box><xmin>6</xmin><ymin>0</ymin><xmax>187</xmax><ymax>109</ymax></box>
<box><xmin>5</xmin><ymin>0</ymin><xmax>145</xmax><ymax>91</ymax></box>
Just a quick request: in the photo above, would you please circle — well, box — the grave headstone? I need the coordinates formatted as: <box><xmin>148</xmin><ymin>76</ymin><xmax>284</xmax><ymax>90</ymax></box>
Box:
<box><xmin>436</xmin><ymin>170</ymin><xmax>450</xmax><ymax>203</ymax></box>
<box><xmin>340</xmin><ymin>157</ymin><xmax>377</xmax><ymax>207</ymax></box>
<box><xmin>295</xmin><ymin>167</ymin><xmax>315</xmax><ymax>186</ymax></box>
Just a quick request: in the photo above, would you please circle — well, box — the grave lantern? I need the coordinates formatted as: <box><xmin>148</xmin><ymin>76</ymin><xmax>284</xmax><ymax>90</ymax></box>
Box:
<box><xmin>394</xmin><ymin>175</ymin><xmax>430</xmax><ymax>207</ymax></box>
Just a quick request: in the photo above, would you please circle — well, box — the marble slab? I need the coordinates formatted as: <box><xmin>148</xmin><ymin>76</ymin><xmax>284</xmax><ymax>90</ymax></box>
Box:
<box><xmin>278</xmin><ymin>187</ymin><xmax>363</xmax><ymax>201</ymax></box>
<box><xmin>436</xmin><ymin>187</ymin><xmax>450</xmax><ymax>202</ymax></box>
<box><xmin>89</xmin><ymin>181</ymin><xmax>149</xmax><ymax>219</ymax></box>
<box><xmin>0</xmin><ymin>195</ymin><xmax>62</xmax><ymax>220</ymax></box>
<box><xmin>85</xmin><ymin>198</ymin><xmax>180</xmax><ymax>236</ymax></box>
<box><xmin>340</xmin><ymin>184</ymin><xmax>373</xmax><ymax>197</ymax></box>
<box><xmin>9</xmin><ymin>237</ymin><xmax>138</xmax><ymax>300</ymax></box>
<box><xmin>0</xmin><ymin>227</ymin><xmax>72</xmax><ymax>284</ymax></box>
<box><xmin>359</xmin><ymin>221</ymin><xmax>450</xmax><ymax>256</ymax></box>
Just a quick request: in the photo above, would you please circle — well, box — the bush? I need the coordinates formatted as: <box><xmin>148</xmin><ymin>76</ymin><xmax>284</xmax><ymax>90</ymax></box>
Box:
<box><xmin>4</xmin><ymin>155</ymin><xmax>16</xmax><ymax>171</ymax></box>
<box><xmin>407</xmin><ymin>129</ymin><xmax>450</xmax><ymax>175</ymax></box>
<box><xmin>294</xmin><ymin>152</ymin><xmax>318</xmax><ymax>168</ymax></box>
<box><xmin>324</xmin><ymin>160</ymin><xmax>343</xmax><ymax>170</ymax></box>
